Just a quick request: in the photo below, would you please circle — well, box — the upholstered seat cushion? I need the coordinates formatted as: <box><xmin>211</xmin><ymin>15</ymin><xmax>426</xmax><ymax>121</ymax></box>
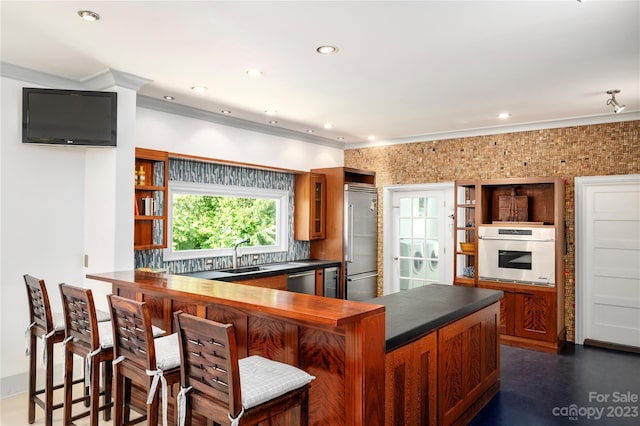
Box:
<box><xmin>98</xmin><ymin>321</ymin><xmax>166</xmax><ymax>349</ymax></box>
<box><xmin>238</xmin><ymin>355</ymin><xmax>315</xmax><ymax>409</ymax></box>
<box><xmin>52</xmin><ymin>312</ymin><xmax>66</xmax><ymax>331</ymax></box>
<box><xmin>95</xmin><ymin>309</ymin><xmax>111</xmax><ymax>322</ymax></box>
<box><xmin>153</xmin><ymin>333</ymin><xmax>181</xmax><ymax>370</ymax></box>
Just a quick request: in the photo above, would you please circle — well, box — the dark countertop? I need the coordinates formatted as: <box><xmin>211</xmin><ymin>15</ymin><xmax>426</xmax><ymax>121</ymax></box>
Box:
<box><xmin>370</xmin><ymin>284</ymin><xmax>503</xmax><ymax>352</ymax></box>
<box><xmin>182</xmin><ymin>259</ymin><xmax>341</xmax><ymax>282</ymax></box>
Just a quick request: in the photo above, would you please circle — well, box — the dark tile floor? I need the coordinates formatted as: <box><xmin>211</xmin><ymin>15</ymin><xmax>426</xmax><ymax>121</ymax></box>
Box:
<box><xmin>470</xmin><ymin>344</ymin><xmax>640</xmax><ymax>425</ymax></box>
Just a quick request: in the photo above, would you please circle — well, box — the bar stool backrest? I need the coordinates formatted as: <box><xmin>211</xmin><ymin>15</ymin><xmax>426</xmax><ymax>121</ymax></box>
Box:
<box><xmin>174</xmin><ymin>312</ymin><xmax>242</xmax><ymax>421</ymax></box>
<box><xmin>107</xmin><ymin>295</ymin><xmax>157</xmax><ymax>371</ymax></box>
<box><xmin>59</xmin><ymin>284</ymin><xmax>101</xmax><ymax>350</ymax></box>
<box><xmin>24</xmin><ymin>274</ymin><xmax>55</xmax><ymax>337</ymax></box>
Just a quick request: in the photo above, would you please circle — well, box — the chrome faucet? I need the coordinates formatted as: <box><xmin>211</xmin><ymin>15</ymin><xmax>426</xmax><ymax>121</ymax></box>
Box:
<box><xmin>232</xmin><ymin>238</ymin><xmax>250</xmax><ymax>269</ymax></box>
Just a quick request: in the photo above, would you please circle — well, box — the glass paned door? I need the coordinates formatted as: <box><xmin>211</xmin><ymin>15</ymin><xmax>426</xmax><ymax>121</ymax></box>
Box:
<box><xmin>396</xmin><ymin>193</ymin><xmax>443</xmax><ymax>290</ymax></box>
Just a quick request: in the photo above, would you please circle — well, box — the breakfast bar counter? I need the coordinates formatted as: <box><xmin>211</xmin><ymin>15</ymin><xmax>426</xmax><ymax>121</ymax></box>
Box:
<box><xmin>87</xmin><ymin>270</ymin><xmax>386</xmax><ymax>426</ymax></box>
<box><xmin>88</xmin><ymin>272</ymin><xmax>502</xmax><ymax>425</ymax></box>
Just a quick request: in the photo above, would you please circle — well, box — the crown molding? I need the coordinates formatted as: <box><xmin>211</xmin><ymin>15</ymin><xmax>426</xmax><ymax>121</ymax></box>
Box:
<box><xmin>1</xmin><ymin>61</ymin><xmax>151</xmax><ymax>92</ymax></box>
<box><xmin>1</xmin><ymin>62</ymin><xmax>84</xmax><ymax>89</ymax></box>
<box><xmin>81</xmin><ymin>69</ymin><xmax>152</xmax><ymax>91</ymax></box>
<box><xmin>347</xmin><ymin>112</ymin><xmax>640</xmax><ymax>149</ymax></box>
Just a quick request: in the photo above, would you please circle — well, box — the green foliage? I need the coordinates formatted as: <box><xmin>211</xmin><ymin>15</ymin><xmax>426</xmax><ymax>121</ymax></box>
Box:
<box><xmin>172</xmin><ymin>193</ymin><xmax>277</xmax><ymax>251</ymax></box>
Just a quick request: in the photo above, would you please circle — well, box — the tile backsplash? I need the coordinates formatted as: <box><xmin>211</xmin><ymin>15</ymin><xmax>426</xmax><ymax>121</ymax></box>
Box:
<box><xmin>134</xmin><ymin>158</ymin><xmax>309</xmax><ymax>273</ymax></box>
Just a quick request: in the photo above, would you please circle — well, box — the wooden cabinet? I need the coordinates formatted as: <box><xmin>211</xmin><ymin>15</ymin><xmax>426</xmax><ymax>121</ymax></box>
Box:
<box><xmin>231</xmin><ymin>274</ymin><xmax>287</xmax><ymax>291</ymax></box>
<box><xmin>480</xmin><ymin>281</ymin><xmax>562</xmax><ymax>352</ymax></box>
<box><xmin>385</xmin><ymin>331</ymin><xmax>437</xmax><ymax>426</ymax></box>
<box><xmin>134</xmin><ymin>148</ymin><xmax>168</xmax><ymax>250</ymax></box>
<box><xmin>438</xmin><ymin>302</ymin><xmax>500</xmax><ymax>425</ymax></box>
<box><xmin>294</xmin><ymin>172</ymin><xmax>326</xmax><ymax>240</ymax></box>
<box><xmin>497</xmin><ymin>290</ymin><xmax>515</xmax><ymax>335</ymax></box>
<box><xmin>457</xmin><ymin>177</ymin><xmax>566</xmax><ymax>353</ymax></box>
<box><xmin>514</xmin><ymin>289</ymin><xmax>556</xmax><ymax>342</ymax></box>
<box><xmin>384</xmin><ymin>301</ymin><xmax>500</xmax><ymax>426</ymax></box>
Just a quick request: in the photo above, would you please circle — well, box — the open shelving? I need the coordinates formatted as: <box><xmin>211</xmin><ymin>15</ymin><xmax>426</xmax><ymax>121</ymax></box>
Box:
<box><xmin>454</xmin><ymin>181</ymin><xmax>479</xmax><ymax>287</ymax></box>
<box><xmin>134</xmin><ymin>148</ymin><xmax>168</xmax><ymax>250</ymax></box>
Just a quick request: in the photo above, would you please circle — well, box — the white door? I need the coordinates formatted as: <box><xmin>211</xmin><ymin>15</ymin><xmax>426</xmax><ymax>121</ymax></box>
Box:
<box><xmin>576</xmin><ymin>175</ymin><xmax>640</xmax><ymax>348</ymax></box>
<box><xmin>383</xmin><ymin>184</ymin><xmax>454</xmax><ymax>295</ymax></box>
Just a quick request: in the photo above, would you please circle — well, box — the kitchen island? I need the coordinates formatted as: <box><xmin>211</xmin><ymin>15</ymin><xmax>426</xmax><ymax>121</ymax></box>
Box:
<box><xmin>375</xmin><ymin>284</ymin><xmax>502</xmax><ymax>425</ymax></box>
<box><xmin>88</xmin><ymin>272</ymin><xmax>501</xmax><ymax>425</ymax></box>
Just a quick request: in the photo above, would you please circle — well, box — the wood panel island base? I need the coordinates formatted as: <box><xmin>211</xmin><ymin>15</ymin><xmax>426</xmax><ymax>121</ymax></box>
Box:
<box><xmin>377</xmin><ymin>284</ymin><xmax>503</xmax><ymax>426</ymax></box>
<box><xmin>88</xmin><ymin>272</ymin><xmax>501</xmax><ymax>425</ymax></box>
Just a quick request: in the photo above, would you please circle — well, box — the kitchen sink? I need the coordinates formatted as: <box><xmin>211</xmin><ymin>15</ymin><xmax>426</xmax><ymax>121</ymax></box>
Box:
<box><xmin>217</xmin><ymin>266</ymin><xmax>264</xmax><ymax>274</ymax></box>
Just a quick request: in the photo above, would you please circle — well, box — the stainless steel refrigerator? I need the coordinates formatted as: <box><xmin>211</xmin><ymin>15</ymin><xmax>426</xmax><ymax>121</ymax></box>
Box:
<box><xmin>344</xmin><ymin>184</ymin><xmax>378</xmax><ymax>301</ymax></box>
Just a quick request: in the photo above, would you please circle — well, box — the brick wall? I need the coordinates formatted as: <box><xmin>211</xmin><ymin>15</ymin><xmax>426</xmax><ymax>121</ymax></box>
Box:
<box><xmin>344</xmin><ymin>120</ymin><xmax>639</xmax><ymax>342</ymax></box>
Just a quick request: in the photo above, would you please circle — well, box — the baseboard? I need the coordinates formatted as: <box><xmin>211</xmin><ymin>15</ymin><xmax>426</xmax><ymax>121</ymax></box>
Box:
<box><xmin>583</xmin><ymin>339</ymin><xmax>640</xmax><ymax>354</ymax></box>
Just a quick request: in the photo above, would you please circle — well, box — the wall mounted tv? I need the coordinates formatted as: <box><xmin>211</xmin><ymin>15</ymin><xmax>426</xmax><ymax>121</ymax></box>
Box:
<box><xmin>22</xmin><ymin>87</ymin><xmax>117</xmax><ymax>147</ymax></box>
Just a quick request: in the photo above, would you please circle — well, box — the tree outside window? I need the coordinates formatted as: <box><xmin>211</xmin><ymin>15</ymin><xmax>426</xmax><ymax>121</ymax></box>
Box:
<box><xmin>164</xmin><ymin>182</ymin><xmax>289</xmax><ymax>261</ymax></box>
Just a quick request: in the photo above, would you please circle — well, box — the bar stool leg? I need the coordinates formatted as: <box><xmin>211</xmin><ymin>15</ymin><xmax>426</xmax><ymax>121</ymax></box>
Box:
<box><xmin>62</xmin><ymin>343</ymin><xmax>74</xmax><ymax>426</ymax></box>
<box><xmin>146</xmin><ymin>388</ymin><xmax>159</xmax><ymax>426</ymax></box>
<box><xmin>27</xmin><ymin>334</ymin><xmax>37</xmax><ymax>424</ymax></box>
<box><xmin>89</xmin><ymin>357</ymin><xmax>100</xmax><ymax>426</ymax></box>
<box><xmin>103</xmin><ymin>362</ymin><xmax>112</xmax><ymax>421</ymax></box>
<box><xmin>44</xmin><ymin>337</ymin><xmax>55</xmax><ymax>426</ymax></box>
<box><xmin>113</xmin><ymin>366</ymin><xmax>124</xmax><ymax>426</ymax></box>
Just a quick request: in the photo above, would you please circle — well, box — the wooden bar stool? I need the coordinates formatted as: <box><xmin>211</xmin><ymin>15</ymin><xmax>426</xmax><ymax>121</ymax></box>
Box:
<box><xmin>24</xmin><ymin>274</ymin><xmax>110</xmax><ymax>426</ymax></box>
<box><xmin>24</xmin><ymin>274</ymin><xmax>71</xmax><ymax>426</ymax></box>
<box><xmin>108</xmin><ymin>294</ymin><xmax>181</xmax><ymax>426</ymax></box>
<box><xmin>59</xmin><ymin>283</ymin><xmax>114</xmax><ymax>426</ymax></box>
<box><xmin>173</xmin><ymin>311</ymin><xmax>315</xmax><ymax>426</ymax></box>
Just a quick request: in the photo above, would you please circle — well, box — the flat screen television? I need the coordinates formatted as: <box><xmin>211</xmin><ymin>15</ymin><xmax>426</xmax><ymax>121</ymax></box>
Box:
<box><xmin>22</xmin><ymin>87</ymin><xmax>117</xmax><ymax>147</ymax></box>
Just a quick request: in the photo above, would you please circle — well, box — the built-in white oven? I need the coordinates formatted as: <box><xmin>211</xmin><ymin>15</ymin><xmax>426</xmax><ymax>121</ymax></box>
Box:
<box><xmin>478</xmin><ymin>225</ymin><xmax>555</xmax><ymax>286</ymax></box>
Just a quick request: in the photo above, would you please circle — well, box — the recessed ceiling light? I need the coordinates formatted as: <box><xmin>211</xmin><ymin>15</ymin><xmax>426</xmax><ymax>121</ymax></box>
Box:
<box><xmin>78</xmin><ymin>10</ymin><xmax>100</xmax><ymax>22</ymax></box>
<box><xmin>269</xmin><ymin>120</ymin><xmax>278</xmax><ymax>124</ymax></box>
<box><xmin>323</xmin><ymin>123</ymin><xmax>333</xmax><ymax>129</ymax></box>
<box><xmin>306</xmin><ymin>130</ymin><xmax>314</xmax><ymax>133</ymax></box>
<box><xmin>191</xmin><ymin>86</ymin><xmax>208</xmax><ymax>93</ymax></box>
<box><xmin>337</xmin><ymin>137</ymin><xmax>345</xmax><ymax>141</ymax></box>
<box><xmin>245</xmin><ymin>69</ymin><xmax>263</xmax><ymax>77</ymax></box>
<box><xmin>163</xmin><ymin>95</ymin><xmax>175</xmax><ymax>101</ymax></box>
<box><xmin>316</xmin><ymin>45</ymin><xmax>338</xmax><ymax>54</ymax></box>
<box><xmin>264</xmin><ymin>109</ymin><xmax>277</xmax><ymax>116</ymax></box>
<box><xmin>498</xmin><ymin>112</ymin><xmax>511</xmax><ymax>119</ymax></box>
<box><xmin>368</xmin><ymin>135</ymin><xmax>376</xmax><ymax>141</ymax></box>
<box><xmin>221</xmin><ymin>110</ymin><xmax>231</xmax><ymax>114</ymax></box>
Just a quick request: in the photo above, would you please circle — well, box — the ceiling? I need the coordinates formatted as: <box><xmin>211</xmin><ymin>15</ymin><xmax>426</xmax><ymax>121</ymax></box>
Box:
<box><xmin>2</xmin><ymin>1</ymin><xmax>639</xmax><ymax>148</ymax></box>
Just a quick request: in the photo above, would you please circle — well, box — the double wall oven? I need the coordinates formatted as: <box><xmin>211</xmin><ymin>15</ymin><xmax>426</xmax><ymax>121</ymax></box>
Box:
<box><xmin>478</xmin><ymin>225</ymin><xmax>555</xmax><ymax>286</ymax></box>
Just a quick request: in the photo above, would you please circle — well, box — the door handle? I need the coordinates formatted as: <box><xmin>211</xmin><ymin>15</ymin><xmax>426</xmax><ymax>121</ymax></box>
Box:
<box><xmin>347</xmin><ymin>273</ymin><xmax>379</xmax><ymax>282</ymax></box>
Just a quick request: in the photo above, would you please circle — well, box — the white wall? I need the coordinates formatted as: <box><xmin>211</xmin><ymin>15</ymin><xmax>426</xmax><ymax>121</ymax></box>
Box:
<box><xmin>0</xmin><ymin>73</ymin><xmax>344</xmax><ymax>398</ymax></box>
<box><xmin>83</xmin><ymin>85</ymin><xmax>138</xmax><ymax>313</ymax></box>
<box><xmin>136</xmin><ymin>107</ymin><xmax>343</xmax><ymax>171</ymax></box>
<box><xmin>1</xmin><ymin>76</ymin><xmax>89</xmax><ymax>395</ymax></box>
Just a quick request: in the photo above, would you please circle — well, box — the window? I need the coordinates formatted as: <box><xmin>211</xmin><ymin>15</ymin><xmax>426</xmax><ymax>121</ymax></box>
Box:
<box><xmin>164</xmin><ymin>181</ymin><xmax>289</xmax><ymax>260</ymax></box>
